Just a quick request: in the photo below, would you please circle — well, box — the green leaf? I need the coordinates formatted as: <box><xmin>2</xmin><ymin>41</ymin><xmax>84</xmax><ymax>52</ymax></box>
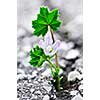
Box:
<box><xmin>34</xmin><ymin>25</ymin><xmax>48</xmax><ymax>36</ymax></box>
<box><xmin>32</xmin><ymin>6</ymin><xmax>61</xmax><ymax>37</ymax></box>
<box><xmin>29</xmin><ymin>45</ymin><xmax>46</xmax><ymax>67</ymax></box>
<box><xmin>40</xmin><ymin>7</ymin><xmax>48</xmax><ymax>17</ymax></box>
<box><xmin>50</xmin><ymin>20</ymin><xmax>61</xmax><ymax>30</ymax></box>
<box><xmin>47</xmin><ymin>9</ymin><xmax>58</xmax><ymax>23</ymax></box>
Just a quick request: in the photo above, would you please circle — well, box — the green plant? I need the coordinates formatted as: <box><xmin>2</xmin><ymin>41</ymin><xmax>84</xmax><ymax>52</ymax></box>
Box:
<box><xmin>29</xmin><ymin>6</ymin><xmax>62</xmax><ymax>91</ymax></box>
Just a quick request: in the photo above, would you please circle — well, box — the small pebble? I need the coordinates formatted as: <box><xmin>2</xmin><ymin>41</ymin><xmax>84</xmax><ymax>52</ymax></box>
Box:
<box><xmin>65</xmin><ymin>49</ymin><xmax>80</xmax><ymax>59</ymax></box>
<box><xmin>68</xmin><ymin>70</ymin><xmax>82</xmax><ymax>81</ymax></box>
<box><xmin>43</xmin><ymin>95</ymin><xmax>50</xmax><ymax>100</ymax></box>
<box><xmin>72</xmin><ymin>94</ymin><xmax>83</xmax><ymax>100</ymax></box>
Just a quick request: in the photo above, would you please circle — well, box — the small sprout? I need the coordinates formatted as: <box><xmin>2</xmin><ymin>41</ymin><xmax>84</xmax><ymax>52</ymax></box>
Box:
<box><xmin>29</xmin><ymin>6</ymin><xmax>62</xmax><ymax>91</ymax></box>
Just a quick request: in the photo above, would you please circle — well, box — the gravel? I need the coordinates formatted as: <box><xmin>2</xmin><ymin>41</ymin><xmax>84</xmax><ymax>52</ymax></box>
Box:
<box><xmin>17</xmin><ymin>75</ymin><xmax>56</xmax><ymax>100</ymax></box>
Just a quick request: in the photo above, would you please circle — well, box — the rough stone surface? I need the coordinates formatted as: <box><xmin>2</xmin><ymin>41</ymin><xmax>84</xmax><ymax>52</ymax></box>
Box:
<box><xmin>56</xmin><ymin>90</ymin><xmax>72</xmax><ymax>100</ymax></box>
<box><xmin>17</xmin><ymin>75</ymin><xmax>56</xmax><ymax>100</ymax></box>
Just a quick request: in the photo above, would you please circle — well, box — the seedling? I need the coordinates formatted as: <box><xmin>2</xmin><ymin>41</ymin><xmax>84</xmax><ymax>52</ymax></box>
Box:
<box><xmin>29</xmin><ymin>6</ymin><xmax>62</xmax><ymax>91</ymax></box>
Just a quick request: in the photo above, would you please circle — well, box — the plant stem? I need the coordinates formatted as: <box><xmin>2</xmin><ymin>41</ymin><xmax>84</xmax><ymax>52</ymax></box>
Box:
<box><xmin>47</xmin><ymin>59</ymin><xmax>60</xmax><ymax>91</ymax></box>
<box><xmin>55</xmin><ymin>75</ymin><xmax>60</xmax><ymax>91</ymax></box>
<box><xmin>47</xmin><ymin>59</ymin><xmax>56</xmax><ymax>69</ymax></box>
<box><xmin>46</xmin><ymin>59</ymin><xmax>55</xmax><ymax>77</ymax></box>
<box><xmin>48</xmin><ymin>25</ymin><xmax>61</xmax><ymax>91</ymax></box>
<box><xmin>49</xmin><ymin>25</ymin><xmax>59</xmax><ymax>67</ymax></box>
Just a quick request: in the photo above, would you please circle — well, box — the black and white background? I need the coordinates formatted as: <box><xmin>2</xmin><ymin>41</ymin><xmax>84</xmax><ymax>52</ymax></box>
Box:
<box><xmin>0</xmin><ymin>0</ymin><xmax>100</xmax><ymax>100</ymax></box>
<box><xmin>17</xmin><ymin>0</ymin><xmax>83</xmax><ymax>100</ymax></box>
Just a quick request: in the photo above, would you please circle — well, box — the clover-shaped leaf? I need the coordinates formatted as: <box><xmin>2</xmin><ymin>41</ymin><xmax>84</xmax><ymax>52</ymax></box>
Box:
<box><xmin>32</xmin><ymin>7</ymin><xmax>61</xmax><ymax>36</ymax></box>
<box><xmin>29</xmin><ymin>45</ymin><xmax>46</xmax><ymax>67</ymax></box>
